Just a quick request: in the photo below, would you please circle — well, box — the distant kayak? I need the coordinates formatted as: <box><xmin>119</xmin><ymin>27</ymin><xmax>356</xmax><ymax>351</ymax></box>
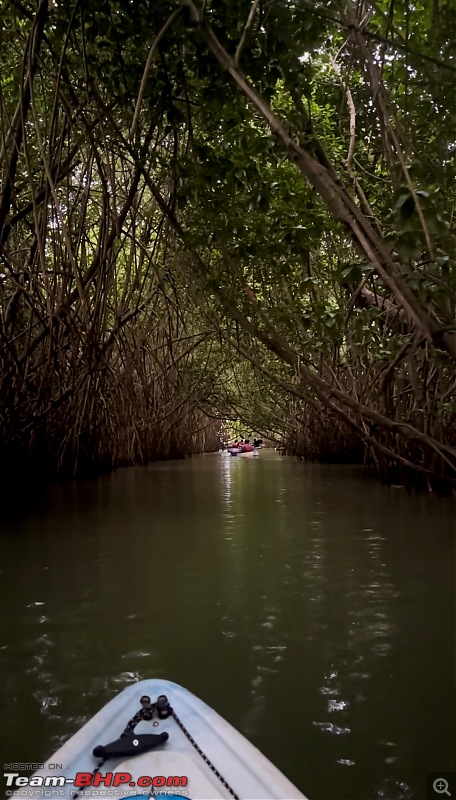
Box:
<box><xmin>227</xmin><ymin>444</ymin><xmax>258</xmax><ymax>456</ymax></box>
<box><xmin>25</xmin><ymin>679</ymin><xmax>306</xmax><ymax>799</ymax></box>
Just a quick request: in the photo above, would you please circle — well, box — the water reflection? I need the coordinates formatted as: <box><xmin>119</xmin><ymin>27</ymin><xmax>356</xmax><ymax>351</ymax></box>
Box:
<box><xmin>0</xmin><ymin>455</ymin><xmax>454</xmax><ymax>800</ymax></box>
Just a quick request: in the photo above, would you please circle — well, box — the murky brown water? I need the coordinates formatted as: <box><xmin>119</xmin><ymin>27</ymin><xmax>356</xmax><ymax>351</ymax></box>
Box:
<box><xmin>0</xmin><ymin>452</ymin><xmax>454</xmax><ymax>799</ymax></box>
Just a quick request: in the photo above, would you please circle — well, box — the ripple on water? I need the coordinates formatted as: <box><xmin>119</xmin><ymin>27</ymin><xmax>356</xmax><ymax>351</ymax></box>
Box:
<box><xmin>121</xmin><ymin>651</ymin><xmax>152</xmax><ymax>659</ymax></box>
<box><xmin>32</xmin><ymin>691</ymin><xmax>60</xmax><ymax>712</ymax></box>
<box><xmin>375</xmin><ymin>779</ymin><xmax>413</xmax><ymax>799</ymax></box>
<box><xmin>320</xmin><ymin>686</ymin><xmax>340</xmax><ymax>696</ymax></box>
<box><xmin>26</xmin><ymin>669</ymin><xmax>54</xmax><ymax>684</ymax></box>
<box><xmin>371</xmin><ymin>642</ymin><xmax>392</xmax><ymax>656</ymax></box>
<box><xmin>366</xmin><ymin>621</ymin><xmax>395</xmax><ymax>639</ymax></box>
<box><xmin>328</xmin><ymin>699</ymin><xmax>348</xmax><ymax>712</ymax></box>
<box><xmin>313</xmin><ymin>721</ymin><xmax>351</xmax><ymax>735</ymax></box>
<box><xmin>29</xmin><ymin>632</ymin><xmax>54</xmax><ymax>648</ymax></box>
<box><xmin>111</xmin><ymin>671</ymin><xmax>143</xmax><ymax>687</ymax></box>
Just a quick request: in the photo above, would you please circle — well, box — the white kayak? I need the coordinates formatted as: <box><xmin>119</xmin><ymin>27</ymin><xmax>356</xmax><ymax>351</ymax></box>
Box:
<box><xmin>25</xmin><ymin>679</ymin><xmax>307</xmax><ymax>800</ymax></box>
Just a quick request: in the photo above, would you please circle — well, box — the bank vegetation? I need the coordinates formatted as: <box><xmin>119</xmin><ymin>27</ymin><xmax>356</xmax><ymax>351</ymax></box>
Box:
<box><xmin>1</xmin><ymin>0</ymin><xmax>455</xmax><ymax>489</ymax></box>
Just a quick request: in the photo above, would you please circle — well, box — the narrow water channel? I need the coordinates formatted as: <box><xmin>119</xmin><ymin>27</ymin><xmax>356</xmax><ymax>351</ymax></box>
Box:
<box><xmin>0</xmin><ymin>452</ymin><xmax>454</xmax><ymax>799</ymax></box>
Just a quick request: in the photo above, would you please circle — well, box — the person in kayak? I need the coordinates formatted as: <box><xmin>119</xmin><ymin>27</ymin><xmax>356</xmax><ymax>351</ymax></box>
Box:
<box><xmin>240</xmin><ymin>440</ymin><xmax>254</xmax><ymax>452</ymax></box>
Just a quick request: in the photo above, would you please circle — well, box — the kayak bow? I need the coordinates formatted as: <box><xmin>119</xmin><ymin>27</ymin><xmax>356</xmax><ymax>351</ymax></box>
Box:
<box><xmin>27</xmin><ymin>679</ymin><xmax>307</xmax><ymax>800</ymax></box>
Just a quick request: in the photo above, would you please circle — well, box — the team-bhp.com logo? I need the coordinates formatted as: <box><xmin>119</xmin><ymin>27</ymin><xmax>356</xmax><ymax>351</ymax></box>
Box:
<box><xmin>3</xmin><ymin>772</ymin><xmax>189</xmax><ymax>796</ymax></box>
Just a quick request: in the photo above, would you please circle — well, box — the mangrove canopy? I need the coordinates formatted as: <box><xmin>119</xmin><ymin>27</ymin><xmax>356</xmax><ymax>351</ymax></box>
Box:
<box><xmin>0</xmin><ymin>0</ymin><xmax>455</xmax><ymax>488</ymax></box>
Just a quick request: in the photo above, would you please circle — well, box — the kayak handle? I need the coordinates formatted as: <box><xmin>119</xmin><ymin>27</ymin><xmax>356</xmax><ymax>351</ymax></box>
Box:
<box><xmin>93</xmin><ymin>732</ymin><xmax>169</xmax><ymax>760</ymax></box>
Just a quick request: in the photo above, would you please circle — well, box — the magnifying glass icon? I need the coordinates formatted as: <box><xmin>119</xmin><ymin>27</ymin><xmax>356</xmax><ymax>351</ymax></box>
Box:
<box><xmin>433</xmin><ymin>778</ymin><xmax>451</xmax><ymax>797</ymax></box>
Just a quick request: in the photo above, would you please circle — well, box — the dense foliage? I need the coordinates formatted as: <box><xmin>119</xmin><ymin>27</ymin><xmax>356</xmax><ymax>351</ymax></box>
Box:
<box><xmin>0</xmin><ymin>0</ymin><xmax>455</xmax><ymax>487</ymax></box>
